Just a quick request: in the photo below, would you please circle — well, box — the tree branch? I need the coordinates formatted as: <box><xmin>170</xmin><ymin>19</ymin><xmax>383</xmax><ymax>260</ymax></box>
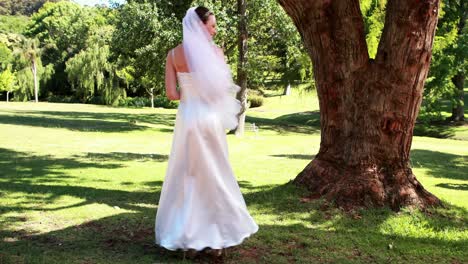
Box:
<box><xmin>375</xmin><ymin>0</ymin><xmax>439</xmax><ymax>72</ymax></box>
<box><xmin>277</xmin><ymin>0</ymin><xmax>369</xmax><ymax>83</ymax></box>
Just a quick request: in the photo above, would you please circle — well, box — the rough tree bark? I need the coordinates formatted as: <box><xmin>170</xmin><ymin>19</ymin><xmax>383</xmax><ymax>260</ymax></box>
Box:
<box><xmin>278</xmin><ymin>0</ymin><xmax>441</xmax><ymax>210</ymax></box>
<box><xmin>235</xmin><ymin>0</ymin><xmax>248</xmax><ymax>136</ymax></box>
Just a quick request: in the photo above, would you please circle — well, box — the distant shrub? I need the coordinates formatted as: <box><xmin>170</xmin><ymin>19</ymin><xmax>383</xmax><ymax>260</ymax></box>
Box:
<box><xmin>132</xmin><ymin>97</ymin><xmax>150</xmax><ymax>107</ymax></box>
<box><xmin>47</xmin><ymin>95</ymin><xmax>80</xmax><ymax>104</ymax></box>
<box><xmin>153</xmin><ymin>95</ymin><xmax>178</xmax><ymax>109</ymax></box>
<box><xmin>248</xmin><ymin>95</ymin><xmax>264</xmax><ymax>108</ymax></box>
<box><xmin>117</xmin><ymin>96</ymin><xmax>178</xmax><ymax>109</ymax></box>
<box><xmin>249</xmin><ymin>89</ymin><xmax>265</xmax><ymax>97</ymax></box>
<box><xmin>87</xmin><ymin>96</ymin><xmax>106</xmax><ymax>105</ymax></box>
<box><xmin>44</xmin><ymin>94</ymin><xmax>177</xmax><ymax>109</ymax></box>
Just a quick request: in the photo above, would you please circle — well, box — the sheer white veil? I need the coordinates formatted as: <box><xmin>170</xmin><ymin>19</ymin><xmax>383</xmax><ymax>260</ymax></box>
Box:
<box><xmin>182</xmin><ymin>7</ymin><xmax>241</xmax><ymax>130</ymax></box>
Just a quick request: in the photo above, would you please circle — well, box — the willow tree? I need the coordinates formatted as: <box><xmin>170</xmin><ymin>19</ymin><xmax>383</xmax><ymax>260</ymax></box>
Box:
<box><xmin>14</xmin><ymin>37</ymin><xmax>42</xmax><ymax>102</ymax></box>
<box><xmin>278</xmin><ymin>0</ymin><xmax>441</xmax><ymax>209</ymax></box>
<box><xmin>66</xmin><ymin>44</ymin><xmax>106</xmax><ymax>102</ymax></box>
<box><xmin>65</xmin><ymin>41</ymin><xmax>123</xmax><ymax>105</ymax></box>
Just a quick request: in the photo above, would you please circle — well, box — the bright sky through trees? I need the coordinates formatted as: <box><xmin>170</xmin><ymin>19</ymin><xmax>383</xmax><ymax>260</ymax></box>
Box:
<box><xmin>72</xmin><ymin>0</ymin><xmax>126</xmax><ymax>7</ymax></box>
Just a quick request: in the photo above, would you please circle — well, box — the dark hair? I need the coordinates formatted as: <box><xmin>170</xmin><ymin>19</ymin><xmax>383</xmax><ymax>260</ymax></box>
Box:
<box><xmin>195</xmin><ymin>6</ymin><xmax>213</xmax><ymax>24</ymax></box>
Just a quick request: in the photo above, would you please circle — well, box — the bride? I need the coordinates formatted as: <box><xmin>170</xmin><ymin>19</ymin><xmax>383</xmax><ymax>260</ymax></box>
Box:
<box><xmin>154</xmin><ymin>6</ymin><xmax>259</xmax><ymax>258</ymax></box>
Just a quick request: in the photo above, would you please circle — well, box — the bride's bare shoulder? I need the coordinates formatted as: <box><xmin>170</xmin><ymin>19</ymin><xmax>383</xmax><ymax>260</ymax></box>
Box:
<box><xmin>167</xmin><ymin>44</ymin><xmax>183</xmax><ymax>56</ymax></box>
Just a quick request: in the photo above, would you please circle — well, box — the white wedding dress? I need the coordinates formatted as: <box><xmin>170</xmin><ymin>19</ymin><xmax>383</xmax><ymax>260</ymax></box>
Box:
<box><xmin>154</xmin><ymin>71</ymin><xmax>259</xmax><ymax>251</ymax></box>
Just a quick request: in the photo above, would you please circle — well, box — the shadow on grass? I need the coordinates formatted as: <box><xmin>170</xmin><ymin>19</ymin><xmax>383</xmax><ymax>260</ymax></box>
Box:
<box><xmin>263</xmin><ymin>93</ymin><xmax>284</xmax><ymax>98</ymax></box>
<box><xmin>1</xmin><ymin>180</ymin><xmax>466</xmax><ymax>263</ymax></box>
<box><xmin>436</xmin><ymin>183</ymin><xmax>468</xmax><ymax>191</ymax></box>
<box><xmin>410</xmin><ymin>149</ymin><xmax>468</xmax><ymax>181</ymax></box>
<box><xmin>414</xmin><ymin>123</ymin><xmax>457</xmax><ymax>138</ymax></box>
<box><xmin>0</xmin><ymin>145</ymin><xmax>466</xmax><ymax>263</ymax></box>
<box><xmin>0</xmin><ymin>114</ymin><xmax>148</xmax><ymax>132</ymax></box>
<box><xmin>0</xmin><ymin>147</ymin><xmax>166</xmax><ymax>216</ymax></box>
<box><xmin>241</xmin><ymin>180</ymin><xmax>467</xmax><ymax>236</ymax></box>
<box><xmin>0</xmin><ymin>110</ymin><xmax>176</xmax><ymax>133</ymax></box>
<box><xmin>243</xmin><ymin>182</ymin><xmax>467</xmax><ymax>260</ymax></box>
<box><xmin>270</xmin><ymin>154</ymin><xmax>315</xmax><ymax>160</ymax></box>
<box><xmin>246</xmin><ymin>111</ymin><xmax>320</xmax><ymax>134</ymax></box>
<box><xmin>0</xmin><ymin>147</ymin><xmax>165</xmax><ymax>262</ymax></box>
<box><xmin>0</xmin><ymin>180</ymin><xmax>161</xmax><ymax>213</ymax></box>
<box><xmin>73</xmin><ymin>152</ymin><xmax>169</xmax><ymax>162</ymax></box>
<box><xmin>0</xmin><ymin>148</ymin><xmax>124</xmax><ymax>183</ymax></box>
<box><xmin>246</xmin><ymin>107</ymin><xmax>465</xmax><ymax>139</ymax></box>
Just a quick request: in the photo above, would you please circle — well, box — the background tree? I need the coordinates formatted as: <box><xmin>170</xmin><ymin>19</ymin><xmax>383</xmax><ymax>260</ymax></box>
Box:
<box><xmin>0</xmin><ymin>0</ymin><xmax>61</xmax><ymax>16</ymax></box>
<box><xmin>26</xmin><ymin>1</ymin><xmax>100</xmax><ymax>96</ymax></box>
<box><xmin>0</xmin><ymin>66</ymin><xmax>18</xmax><ymax>102</ymax></box>
<box><xmin>126</xmin><ymin>0</ymin><xmax>192</xmax><ymax>21</ymax></box>
<box><xmin>5</xmin><ymin>0</ymin><xmax>459</xmax><ymax>118</ymax></box>
<box><xmin>360</xmin><ymin>0</ymin><xmax>386</xmax><ymax>58</ymax></box>
<box><xmin>140</xmin><ymin>75</ymin><xmax>155</xmax><ymax>108</ymax></box>
<box><xmin>0</xmin><ymin>15</ymin><xmax>30</xmax><ymax>34</ymax></box>
<box><xmin>278</xmin><ymin>0</ymin><xmax>442</xmax><ymax>210</ymax></box>
<box><xmin>13</xmin><ymin>37</ymin><xmax>42</xmax><ymax>102</ymax></box>
<box><xmin>424</xmin><ymin>0</ymin><xmax>467</xmax><ymax>122</ymax></box>
<box><xmin>0</xmin><ymin>42</ymin><xmax>13</xmax><ymax>70</ymax></box>
<box><xmin>65</xmin><ymin>26</ymin><xmax>123</xmax><ymax>104</ymax></box>
<box><xmin>448</xmin><ymin>0</ymin><xmax>467</xmax><ymax>121</ymax></box>
<box><xmin>111</xmin><ymin>1</ymin><xmax>180</xmax><ymax>98</ymax></box>
<box><xmin>235</xmin><ymin>0</ymin><xmax>248</xmax><ymax>136</ymax></box>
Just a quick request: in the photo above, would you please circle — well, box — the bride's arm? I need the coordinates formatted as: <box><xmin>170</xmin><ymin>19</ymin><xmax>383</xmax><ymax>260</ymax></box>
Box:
<box><xmin>165</xmin><ymin>52</ymin><xmax>180</xmax><ymax>101</ymax></box>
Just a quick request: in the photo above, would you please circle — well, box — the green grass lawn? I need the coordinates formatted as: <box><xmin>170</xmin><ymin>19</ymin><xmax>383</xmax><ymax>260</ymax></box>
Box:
<box><xmin>0</xmin><ymin>89</ymin><xmax>467</xmax><ymax>263</ymax></box>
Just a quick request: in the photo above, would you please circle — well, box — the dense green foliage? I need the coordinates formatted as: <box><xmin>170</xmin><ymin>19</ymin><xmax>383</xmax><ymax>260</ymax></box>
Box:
<box><xmin>360</xmin><ymin>0</ymin><xmax>386</xmax><ymax>58</ymax></box>
<box><xmin>111</xmin><ymin>1</ymin><xmax>180</xmax><ymax>96</ymax></box>
<box><xmin>0</xmin><ymin>0</ymin><xmax>464</xmax><ymax>119</ymax></box>
<box><xmin>0</xmin><ymin>66</ymin><xmax>17</xmax><ymax>99</ymax></box>
<box><xmin>423</xmin><ymin>0</ymin><xmax>467</xmax><ymax>120</ymax></box>
<box><xmin>0</xmin><ymin>15</ymin><xmax>30</xmax><ymax>33</ymax></box>
<box><xmin>0</xmin><ymin>0</ymin><xmax>311</xmax><ymax>105</ymax></box>
<box><xmin>0</xmin><ymin>0</ymin><xmax>60</xmax><ymax>16</ymax></box>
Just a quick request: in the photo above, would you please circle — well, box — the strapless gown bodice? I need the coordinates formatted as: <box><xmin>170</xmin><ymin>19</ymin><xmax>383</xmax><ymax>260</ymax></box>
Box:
<box><xmin>176</xmin><ymin>72</ymin><xmax>199</xmax><ymax>102</ymax></box>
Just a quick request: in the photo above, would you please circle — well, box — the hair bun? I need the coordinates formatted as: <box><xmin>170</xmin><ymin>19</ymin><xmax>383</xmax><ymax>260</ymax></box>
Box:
<box><xmin>195</xmin><ymin>6</ymin><xmax>213</xmax><ymax>24</ymax></box>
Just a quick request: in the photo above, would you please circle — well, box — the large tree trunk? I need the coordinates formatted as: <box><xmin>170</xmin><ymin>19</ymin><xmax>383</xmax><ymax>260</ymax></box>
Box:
<box><xmin>235</xmin><ymin>0</ymin><xmax>248</xmax><ymax>136</ymax></box>
<box><xmin>278</xmin><ymin>0</ymin><xmax>441</xmax><ymax>210</ymax></box>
